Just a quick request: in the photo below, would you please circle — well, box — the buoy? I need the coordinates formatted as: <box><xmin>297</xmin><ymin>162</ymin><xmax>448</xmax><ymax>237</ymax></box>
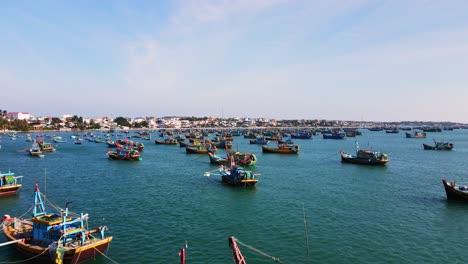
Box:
<box><xmin>2</xmin><ymin>215</ymin><xmax>11</xmax><ymax>223</ymax></box>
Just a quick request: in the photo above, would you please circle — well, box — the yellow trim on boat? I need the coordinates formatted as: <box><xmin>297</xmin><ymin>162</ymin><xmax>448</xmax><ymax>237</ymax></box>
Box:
<box><xmin>74</xmin><ymin>237</ymin><xmax>113</xmax><ymax>253</ymax></box>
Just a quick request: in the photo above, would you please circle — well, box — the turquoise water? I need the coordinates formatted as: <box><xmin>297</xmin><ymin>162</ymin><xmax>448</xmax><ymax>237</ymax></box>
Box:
<box><xmin>1</xmin><ymin>130</ymin><xmax>468</xmax><ymax>263</ymax></box>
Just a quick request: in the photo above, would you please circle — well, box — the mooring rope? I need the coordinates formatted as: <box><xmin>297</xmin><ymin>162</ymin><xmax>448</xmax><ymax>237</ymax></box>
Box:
<box><xmin>93</xmin><ymin>245</ymin><xmax>119</xmax><ymax>264</ymax></box>
<box><xmin>0</xmin><ymin>245</ymin><xmax>50</xmax><ymax>264</ymax></box>
<box><xmin>234</xmin><ymin>238</ymin><xmax>285</xmax><ymax>263</ymax></box>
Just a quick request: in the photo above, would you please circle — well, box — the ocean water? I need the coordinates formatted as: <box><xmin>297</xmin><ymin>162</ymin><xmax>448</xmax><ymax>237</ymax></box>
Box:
<box><xmin>1</xmin><ymin>130</ymin><xmax>468</xmax><ymax>263</ymax></box>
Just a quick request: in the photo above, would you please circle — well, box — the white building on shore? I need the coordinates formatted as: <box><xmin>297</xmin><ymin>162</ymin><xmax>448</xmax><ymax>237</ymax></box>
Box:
<box><xmin>6</xmin><ymin>112</ymin><xmax>32</xmax><ymax>120</ymax></box>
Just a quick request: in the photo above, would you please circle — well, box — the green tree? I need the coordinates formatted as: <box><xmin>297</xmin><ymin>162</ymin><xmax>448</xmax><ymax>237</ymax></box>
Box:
<box><xmin>114</xmin><ymin>117</ymin><xmax>131</xmax><ymax>127</ymax></box>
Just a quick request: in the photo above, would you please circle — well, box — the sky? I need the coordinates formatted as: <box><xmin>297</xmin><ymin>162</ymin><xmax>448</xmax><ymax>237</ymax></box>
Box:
<box><xmin>1</xmin><ymin>0</ymin><xmax>468</xmax><ymax>122</ymax></box>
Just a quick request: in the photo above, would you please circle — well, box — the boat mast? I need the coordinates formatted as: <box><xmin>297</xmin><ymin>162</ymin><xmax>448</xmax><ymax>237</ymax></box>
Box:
<box><xmin>228</xmin><ymin>236</ymin><xmax>247</xmax><ymax>264</ymax></box>
<box><xmin>33</xmin><ymin>183</ymin><xmax>46</xmax><ymax>217</ymax></box>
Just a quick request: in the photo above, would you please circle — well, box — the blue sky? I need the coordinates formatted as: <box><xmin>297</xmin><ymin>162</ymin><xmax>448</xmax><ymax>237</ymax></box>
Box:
<box><xmin>1</xmin><ymin>0</ymin><xmax>468</xmax><ymax>122</ymax></box>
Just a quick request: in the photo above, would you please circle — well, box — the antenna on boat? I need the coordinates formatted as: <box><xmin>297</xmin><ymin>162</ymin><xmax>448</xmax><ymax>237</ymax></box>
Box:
<box><xmin>44</xmin><ymin>168</ymin><xmax>47</xmax><ymax>206</ymax></box>
<box><xmin>303</xmin><ymin>203</ymin><xmax>310</xmax><ymax>264</ymax></box>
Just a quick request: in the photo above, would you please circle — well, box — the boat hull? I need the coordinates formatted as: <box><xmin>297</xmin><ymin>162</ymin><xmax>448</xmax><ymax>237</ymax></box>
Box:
<box><xmin>262</xmin><ymin>146</ymin><xmax>299</xmax><ymax>154</ymax></box>
<box><xmin>0</xmin><ymin>185</ymin><xmax>22</xmax><ymax>196</ymax></box>
<box><xmin>423</xmin><ymin>143</ymin><xmax>453</xmax><ymax>150</ymax></box>
<box><xmin>2</xmin><ymin>223</ymin><xmax>112</xmax><ymax>264</ymax></box>
<box><xmin>442</xmin><ymin>179</ymin><xmax>468</xmax><ymax>201</ymax></box>
<box><xmin>155</xmin><ymin>140</ymin><xmax>177</xmax><ymax>145</ymax></box>
<box><xmin>186</xmin><ymin>146</ymin><xmax>212</xmax><ymax>154</ymax></box>
<box><xmin>221</xmin><ymin>176</ymin><xmax>258</xmax><ymax>187</ymax></box>
<box><xmin>340</xmin><ymin>155</ymin><xmax>388</xmax><ymax>165</ymax></box>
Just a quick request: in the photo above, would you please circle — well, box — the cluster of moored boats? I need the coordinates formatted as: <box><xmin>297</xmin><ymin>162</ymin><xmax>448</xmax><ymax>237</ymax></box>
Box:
<box><xmin>0</xmin><ymin>126</ymin><xmax>464</xmax><ymax>263</ymax></box>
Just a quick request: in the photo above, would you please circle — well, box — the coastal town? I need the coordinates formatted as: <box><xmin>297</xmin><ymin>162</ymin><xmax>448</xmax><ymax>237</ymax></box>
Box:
<box><xmin>1</xmin><ymin>110</ymin><xmax>467</xmax><ymax>131</ymax></box>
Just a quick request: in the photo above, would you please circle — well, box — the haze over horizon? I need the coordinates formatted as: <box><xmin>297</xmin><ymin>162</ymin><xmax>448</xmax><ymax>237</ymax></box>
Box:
<box><xmin>2</xmin><ymin>1</ymin><xmax>468</xmax><ymax>123</ymax></box>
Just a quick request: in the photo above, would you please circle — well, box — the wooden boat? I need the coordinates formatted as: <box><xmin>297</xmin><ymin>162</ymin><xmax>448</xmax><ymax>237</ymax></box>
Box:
<box><xmin>209</xmin><ymin>151</ymin><xmax>257</xmax><ymax>166</ymax></box>
<box><xmin>155</xmin><ymin>138</ymin><xmax>178</xmax><ymax>145</ymax></box>
<box><xmin>116</xmin><ymin>140</ymin><xmax>144</xmax><ymax>151</ymax></box>
<box><xmin>0</xmin><ymin>170</ymin><xmax>23</xmax><ymax>196</ymax></box>
<box><xmin>405</xmin><ymin>131</ymin><xmax>426</xmax><ymax>138</ymax></box>
<box><xmin>205</xmin><ymin>157</ymin><xmax>259</xmax><ymax>187</ymax></box>
<box><xmin>29</xmin><ymin>145</ymin><xmax>44</xmax><ymax>158</ymax></box>
<box><xmin>2</xmin><ymin>184</ymin><xmax>113</xmax><ymax>263</ymax></box>
<box><xmin>249</xmin><ymin>136</ymin><xmax>269</xmax><ymax>145</ymax></box>
<box><xmin>185</xmin><ymin>145</ymin><xmax>215</xmax><ymax>154</ymax></box>
<box><xmin>213</xmin><ymin>141</ymin><xmax>233</xmax><ymax>149</ymax></box>
<box><xmin>322</xmin><ymin>133</ymin><xmax>346</xmax><ymax>139</ymax></box>
<box><xmin>262</xmin><ymin>144</ymin><xmax>299</xmax><ymax>154</ymax></box>
<box><xmin>291</xmin><ymin>132</ymin><xmax>312</xmax><ymax>139</ymax></box>
<box><xmin>442</xmin><ymin>179</ymin><xmax>468</xmax><ymax>201</ymax></box>
<box><xmin>107</xmin><ymin>148</ymin><xmax>142</xmax><ymax>161</ymax></box>
<box><xmin>385</xmin><ymin>129</ymin><xmax>400</xmax><ymax>133</ymax></box>
<box><xmin>53</xmin><ymin>136</ymin><xmax>67</xmax><ymax>143</ymax></box>
<box><xmin>229</xmin><ymin>151</ymin><xmax>258</xmax><ymax>166</ymax></box>
<box><xmin>340</xmin><ymin>147</ymin><xmax>389</xmax><ymax>165</ymax></box>
<box><xmin>208</xmin><ymin>152</ymin><xmax>230</xmax><ymax>165</ymax></box>
<box><xmin>36</xmin><ymin>137</ymin><xmax>56</xmax><ymax>152</ymax></box>
<box><xmin>423</xmin><ymin>141</ymin><xmax>454</xmax><ymax>150</ymax></box>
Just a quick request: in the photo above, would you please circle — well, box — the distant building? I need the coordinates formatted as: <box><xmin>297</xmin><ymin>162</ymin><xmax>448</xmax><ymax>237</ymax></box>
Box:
<box><xmin>6</xmin><ymin>112</ymin><xmax>32</xmax><ymax>120</ymax></box>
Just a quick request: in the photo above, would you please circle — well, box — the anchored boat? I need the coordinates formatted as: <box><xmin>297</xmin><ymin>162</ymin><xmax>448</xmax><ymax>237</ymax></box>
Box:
<box><xmin>442</xmin><ymin>179</ymin><xmax>468</xmax><ymax>201</ymax></box>
<box><xmin>340</xmin><ymin>141</ymin><xmax>389</xmax><ymax>165</ymax></box>
<box><xmin>1</xmin><ymin>184</ymin><xmax>113</xmax><ymax>263</ymax></box>
<box><xmin>0</xmin><ymin>170</ymin><xmax>23</xmax><ymax>196</ymax></box>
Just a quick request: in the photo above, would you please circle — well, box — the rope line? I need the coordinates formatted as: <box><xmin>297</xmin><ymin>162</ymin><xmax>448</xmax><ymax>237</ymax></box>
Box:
<box><xmin>0</xmin><ymin>245</ymin><xmax>50</xmax><ymax>264</ymax></box>
<box><xmin>235</xmin><ymin>238</ymin><xmax>285</xmax><ymax>263</ymax></box>
<box><xmin>93</xmin><ymin>245</ymin><xmax>119</xmax><ymax>264</ymax></box>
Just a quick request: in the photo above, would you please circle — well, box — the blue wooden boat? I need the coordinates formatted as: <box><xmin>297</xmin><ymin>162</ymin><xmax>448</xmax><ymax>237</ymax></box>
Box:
<box><xmin>53</xmin><ymin>136</ymin><xmax>67</xmax><ymax>143</ymax></box>
<box><xmin>2</xmin><ymin>183</ymin><xmax>113</xmax><ymax>263</ymax></box>
<box><xmin>291</xmin><ymin>133</ymin><xmax>312</xmax><ymax>139</ymax></box>
<box><xmin>0</xmin><ymin>170</ymin><xmax>23</xmax><ymax>196</ymax></box>
<box><xmin>205</xmin><ymin>157</ymin><xmax>259</xmax><ymax>187</ymax></box>
<box><xmin>249</xmin><ymin>136</ymin><xmax>269</xmax><ymax>145</ymax></box>
<box><xmin>322</xmin><ymin>133</ymin><xmax>346</xmax><ymax>139</ymax></box>
<box><xmin>29</xmin><ymin>144</ymin><xmax>44</xmax><ymax>158</ymax></box>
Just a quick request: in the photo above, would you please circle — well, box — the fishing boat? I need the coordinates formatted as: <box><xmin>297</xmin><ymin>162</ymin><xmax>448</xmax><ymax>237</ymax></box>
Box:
<box><xmin>208</xmin><ymin>151</ymin><xmax>257</xmax><ymax>166</ymax></box>
<box><xmin>213</xmin><ymin>141</ymin><xmax>233</xmax><ymax>149</ymax></box>
<box><xmin>185</xmin><ymin>145</ymin><xmax>215</xmax><ymax>154</ymax></box>
<box><xmin>0</xmin><ymin>170</ymin><xmax>23</xmax><ymax>196</ymax></box>
<box><xmin>208</xmin><ymin>151</ymin><xmax>230</xmax><ymax>165</ymax></box>
<box><xmin>154</xmin><ymin>138</ymin><xmax>178</xmax><ymax>145</ymax></box>
<box><xmin>53</xmin><ymin>136</ymin><xmax>67</xmax><ymax>143</ymax></box>
<box><xmin>249</xmin><ymin>136</ymin><xmax>269</xmax><ymax>145</ymax></box>
<box><xmin>322</xmin><ymin>132</ymin><xmax>346</xmax><ymax>139</ymax></box>
<box><xmin>29</xmin><ymin>144</ymin><xmax>44</xmax><ymax>158</ymax></box>
<box><xmin>385</xmin><ymin>129</ymin><xmax>400</xmax><ymax>134</ymax></box>
<box><xmin>1</xmin><ymin>184</ymin><xmax>113</xmax><ymax>263</ymax></box>
<box><xmin>229</xmin><ymin>151</ymin><xmax>258</xmax><ymax>166</ymax></box>
<box><xmin>205</xmin><ymin>157</ymin><xmax>259</xmax><ymax>187</ymax></box>
<box><xmin>291</xmin><ymin>132</ymin><xmax>312</xmax><ymax>139</ymax></box>
<box><xmin>442</xmin><ymin>179</ymin><xmax>468</xmax><ymax>201</ymax></box>
<box><xmin>107</xmin><ymin>148</ymin><xmax>142</xmax><ymax>161</ymax></box>
<box><xmin>405</xmin><ymin>131</ymin><xmax>426</xmax><ymax>138</ymax></box>
<box><xmin>74</xmin><ymin>138</ymin><xmax>83</xmax><ymax>145</ymax></box>
<box><xmin>340</xmin><ymin>142</ymin><xmax>389</xmax><ymax>165</ymax></box>
<box><xmin>36</xmin><ymin>137</ymin><xmax>56</xmax><ymax>152</ymax></box>
<box><xmin>423</xmin><ymin>140</ymin><xmax>454</xmax><ymax>150</ymax></box>
<box><xmin>262</xmin><ymin>144</ymin><xmax>300</xmax><ymax>154</ymax></box>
